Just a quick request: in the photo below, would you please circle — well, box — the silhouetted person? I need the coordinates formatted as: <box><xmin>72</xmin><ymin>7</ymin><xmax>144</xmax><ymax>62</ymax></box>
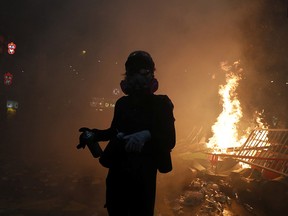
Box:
<box><xmin>77</xmin><ymin>51</ymin><xmax>176</xmax><ymax>215</ymax></box>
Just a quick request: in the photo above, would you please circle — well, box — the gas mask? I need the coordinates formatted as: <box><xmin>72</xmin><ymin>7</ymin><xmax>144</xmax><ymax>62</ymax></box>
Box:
<box><xmin>120</xmin><ymin>70</ymin><xmax>158</xmax><ymax>95</ymax></box>
<box><xmin>121</xmin><ymin>51</ymin><xmax>158</xmax><ymax>95</ymax></box>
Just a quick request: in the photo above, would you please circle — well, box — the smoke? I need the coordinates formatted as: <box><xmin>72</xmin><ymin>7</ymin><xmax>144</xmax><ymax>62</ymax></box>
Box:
<box><xmin>3</xmin><ymin>0</ymin><xmax>251</xmax><ymax>146</ymax></box>
<box><xmin>1</xmin><ymin>0</ymin><xmax>287</xmax><ymax>214</ymax></box>
<box><xmin>238</xmin><ymin>0</ymin><xmax>288</xmax><ymax>128</ymax></box>
<box><xmin>1</xmin><ymin>0</ymin><xmax>245</xmax><ymax>180</ymax></box>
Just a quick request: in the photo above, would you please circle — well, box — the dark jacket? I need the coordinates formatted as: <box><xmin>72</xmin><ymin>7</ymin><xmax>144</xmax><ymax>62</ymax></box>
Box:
<box><xmin>94</xmin><ymin>94</ymin><xmax>176</xmax><ymax>173</ymax></box>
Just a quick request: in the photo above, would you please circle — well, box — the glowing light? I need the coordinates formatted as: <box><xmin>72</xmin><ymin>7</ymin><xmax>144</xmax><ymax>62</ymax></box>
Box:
<box><xmin>255</xmin><ymin>110</ymin><xmax>268</xmax><ymax>129</ymax></box>
<box><xmin>7</xmin><ymin>42</ymin><xmax>16</xmax><ymax>54</ymax></box>
<box><xmin>90</xmin><ymin>97</ymin><xmax>116</xmax><ymax>111</ymax></box>
<box><xmin>8</xmin><ymin>42</ymin><xmax>16</xmax><ymax>49</ymax></box>
<box><xmin>82</xmin><ymin>50</ymin><xmax>86</xmax><ymax>54</ymax></box>
<box><xmin>205</xmin><ymin>61</ymin><xmax>273</xmax><ymax>172</ymax></box>
<box><xmin>7</xmin><ymin>100</ymin><xmax>18</xmax><ymax>109</ymax></box>
<box><xmin>207</xmin><ymin>61</ymin><xmax>243</xmax><ymax>151</ymax></box>
<box><xmin>207</xmin><ymin>61</ymin><xmax>269</xmax><ymax>155</ymax></box>
<box><xmin>7</xmin><ymin>100</ymin><xmax>18</xmax><ymax>117</ymax></box>
<box><xmin>113</xmin><ymin>88</ymin><xmax>120</xmax><ymax>95</ymax></box>
<box><xmin>4</xmin><ymin>72</ymin><xmax>13</xmax><ymax>85</ymax></box>
<box><xmin>7</xmin><ymin>107</ymin><xmax>16</xmax><ymax>114</ymax></box>
<box><xmin>8</xmin><ymin>49</ymin><xmax>15</xmax><ymax>55</ymax></box>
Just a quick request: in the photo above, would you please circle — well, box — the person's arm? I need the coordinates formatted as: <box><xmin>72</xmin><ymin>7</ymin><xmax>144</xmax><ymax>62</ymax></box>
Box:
<box><xmin>91</xmin><ymin>127</ymin><xmax>116</xmax><ymax>142</ymax></box>
<box><xmin>150</xmin><ymin>95</ymin><xmax>176</xmax><ymax>152</ymax></box>
<box><xmin>78</xmin><ymin>98</ymin><xmax>122</xmax><ymax>149</ymax></box>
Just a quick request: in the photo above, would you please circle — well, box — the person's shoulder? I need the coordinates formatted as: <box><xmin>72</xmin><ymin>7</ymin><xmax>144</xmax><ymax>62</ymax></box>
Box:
<box><xmin>116</xmin><ymin>95</ymin><xmax>128</xmax><ymax>101</ymax></box>
<box><xmin>115</xmin><ymin>96</ymin><xmax>129</xmax><ymax>105</ymax></box>
<box><xmin>153</xmin><ymin>94</ymin><xmax>174</xmax><ymax>108</ymax></box>
<box><xmin>153</xmin><ymin>94</ymin><xmax>169</xmax><ymax>101</ymax></box>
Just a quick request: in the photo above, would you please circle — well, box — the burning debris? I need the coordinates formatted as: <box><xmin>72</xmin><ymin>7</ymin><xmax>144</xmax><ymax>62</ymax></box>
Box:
<box><xmin>169</xmin><ymin>174</ymin><xmax>241</xmax><ymax>215</ymax></box>
<box><xmin>164</xmin><ymin>155</ymin><xmax>288</xmax><ymax>216</ymax></box>
<box><xmin>172</xmin><ymin>125</ymin><xmax>288</xmax><ymax>215</ymax></box>
<box><xmin>170</xmin><ymin>59</ymin><xmax>288</xmax><ymax>215</ymax></box>
<box><xmin>174</xmin><ymin>178</ymin><xmax>231</xmax><ymax>215</ymax></box>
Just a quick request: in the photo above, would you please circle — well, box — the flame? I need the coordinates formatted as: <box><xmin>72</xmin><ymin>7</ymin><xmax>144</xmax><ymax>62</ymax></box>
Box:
<box><xmin>207</xmin><ymin>61</ymin><xmax>244</xmax><ymax>152</ymax></box>
<box><xmin>205</xmin><ymin>61</ymin><xmax>271</xmax><ymax>171</ymax></box>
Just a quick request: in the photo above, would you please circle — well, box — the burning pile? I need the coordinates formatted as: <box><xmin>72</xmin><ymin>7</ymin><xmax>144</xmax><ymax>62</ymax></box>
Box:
<box><xmin>169</xmin><ymin>60</ymin><xmax>287</xmax><ymax>216</ymax></box>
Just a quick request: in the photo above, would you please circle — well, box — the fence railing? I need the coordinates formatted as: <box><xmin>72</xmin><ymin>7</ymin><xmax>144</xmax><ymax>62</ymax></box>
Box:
<box><xmin>236</xmin><ymin>129</ymin><xmax>288</xmax><ymax>176</ymax></box>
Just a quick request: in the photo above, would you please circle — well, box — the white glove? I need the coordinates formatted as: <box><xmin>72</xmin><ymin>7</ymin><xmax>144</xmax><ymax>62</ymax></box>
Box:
<box><xmin>122</xmin><ymin>130</ymin><xmax>151</xmax><ymax>153</ymax></box>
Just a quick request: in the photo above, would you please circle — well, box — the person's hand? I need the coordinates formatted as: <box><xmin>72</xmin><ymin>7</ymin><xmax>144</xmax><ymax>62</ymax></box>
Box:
<box><xmin>117</xmin><ymin>132</ymin><xmax>125</xmax><ymax>140</ymax></box>
<box><xmin>122</xmin><ymin>130</ymin><xmax>151</xmax><ymax>152</ymax></box>
<box><xmin>77</xmin><ymin>127</ymin><xmax>95</xmax><ymax>149</ymax></box>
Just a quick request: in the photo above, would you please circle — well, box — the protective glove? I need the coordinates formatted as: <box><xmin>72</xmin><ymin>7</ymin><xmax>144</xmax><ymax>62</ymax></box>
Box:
<box><xmin>122</xmin><ymin>130</ymin><xmax>151</xmax><ymax>153</ymax></box>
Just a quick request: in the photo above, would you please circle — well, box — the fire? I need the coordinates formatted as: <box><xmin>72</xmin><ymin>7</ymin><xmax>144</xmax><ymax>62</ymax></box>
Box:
<box><xmin>207</xmin><ymin>61</ymin><xmax>244</xmax><ymax>152</ymax></box>
<box><xmin>205</xmin><ymin>61</ymin><xmax>274</xmax><ymax>171</ymax></box>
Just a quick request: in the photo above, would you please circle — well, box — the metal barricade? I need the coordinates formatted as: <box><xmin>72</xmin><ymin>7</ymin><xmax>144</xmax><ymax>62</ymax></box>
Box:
<box><xmin>236</xmin><ymin>129</ymin><xmax>288</xmax><ymax>176</ymax></box>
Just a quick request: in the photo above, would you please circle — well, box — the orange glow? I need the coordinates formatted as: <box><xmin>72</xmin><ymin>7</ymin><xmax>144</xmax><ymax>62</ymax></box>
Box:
<box><xmin>207</xmin><ymin>61</ymin><xmax>244</xmax><ymax>152</ymax></box>
<box><xmin>206</xmin><ymin>61</ymin><xmax>270</xmax><ymax>161</ymax></box>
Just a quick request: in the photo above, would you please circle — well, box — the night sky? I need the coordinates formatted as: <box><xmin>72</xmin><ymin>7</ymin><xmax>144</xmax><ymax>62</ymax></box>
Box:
<box><xmin>0</xmin><ymin>0</ymin><xmax>288</xmax><ymax>168</ymax></box>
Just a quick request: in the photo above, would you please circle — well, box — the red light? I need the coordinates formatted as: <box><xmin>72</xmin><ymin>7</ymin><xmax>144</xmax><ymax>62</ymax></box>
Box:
<box><xmin>4</xmin><ymin>72</ymin><xmax>13</xmax><ymax>85</ymax></box>
<box><xmin>7</xmin><ymin>42</ymin><xmax>16</xmax><ymax>55</ymax></box>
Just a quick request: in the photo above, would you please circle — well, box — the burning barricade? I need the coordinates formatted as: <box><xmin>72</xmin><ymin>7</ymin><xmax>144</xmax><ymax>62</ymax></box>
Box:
<box><xmin>167</xmin><ymin>60</ymin><xmax>288</xmax><ymax>215</ymax></box>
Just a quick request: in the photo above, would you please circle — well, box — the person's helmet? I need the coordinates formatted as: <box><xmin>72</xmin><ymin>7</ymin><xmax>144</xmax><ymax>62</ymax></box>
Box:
<box><xmin>125</xmin><ymin>51</ymin><xmax>155</xmax><ymax>76</ymax></box>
